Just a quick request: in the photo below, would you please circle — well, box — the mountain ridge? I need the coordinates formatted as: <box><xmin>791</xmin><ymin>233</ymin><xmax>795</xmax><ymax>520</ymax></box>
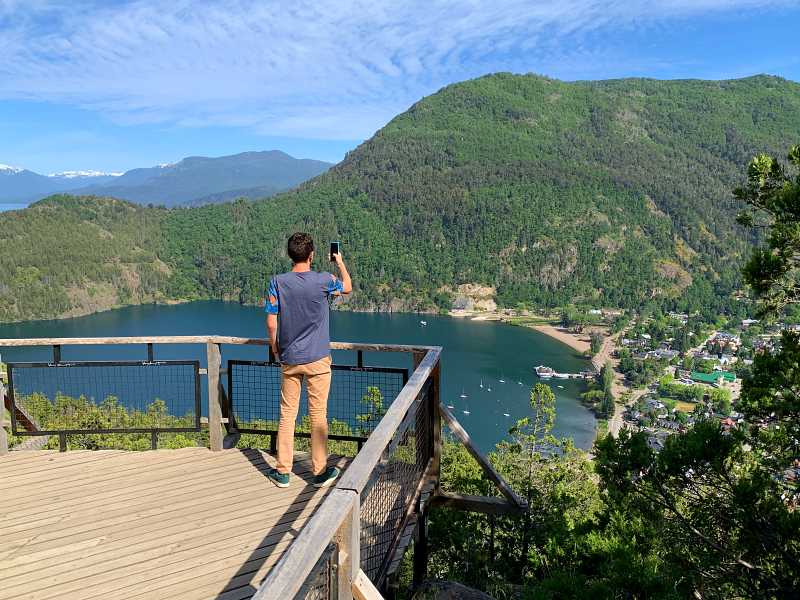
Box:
<box><xmin>0</xmin><ymin>150</ymin><xmax>333</xmax><ymax>206</ymax></box>
<box><xmin>1</xmin><ymin>73</ymin><xmax>799</xmax><ymax>322</ymax></box>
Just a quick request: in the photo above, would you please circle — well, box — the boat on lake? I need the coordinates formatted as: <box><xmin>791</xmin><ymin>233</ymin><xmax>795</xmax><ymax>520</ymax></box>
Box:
<box><xmin>534</xmin><ymin>365</ymin><xmax>555</xmax><ymax>379</ymax></box>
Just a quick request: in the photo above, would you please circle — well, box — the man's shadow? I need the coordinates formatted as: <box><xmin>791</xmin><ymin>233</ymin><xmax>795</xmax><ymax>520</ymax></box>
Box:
<box><xmin>212</xmin><ymin>446</ymin><xmax>346</xmax><ymax>599</ymax></box>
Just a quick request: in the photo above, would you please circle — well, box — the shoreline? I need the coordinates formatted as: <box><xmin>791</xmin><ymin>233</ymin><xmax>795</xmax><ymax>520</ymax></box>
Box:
<box><xmin>529</xmin><ymin>324</ymin><xmax>591</xmax><ymax>355</ymax></box>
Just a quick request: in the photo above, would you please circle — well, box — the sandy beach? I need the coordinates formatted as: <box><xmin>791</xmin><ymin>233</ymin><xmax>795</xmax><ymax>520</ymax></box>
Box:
<box><xmin>531</xmin><ymin>324</ymin><xmax>591</xmax><ymax>354</ymax></box>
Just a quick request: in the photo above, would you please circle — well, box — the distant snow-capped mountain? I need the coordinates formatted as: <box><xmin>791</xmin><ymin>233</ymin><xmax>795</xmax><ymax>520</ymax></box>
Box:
<box><xmin>0</xmin><ymin>165</ymin><xmax>122</xmax><ymax>202</ymax></box>
<box><xmin>49</xmin><ymin>170</ymin><xmax>124</xmax><ymax>179</ymax></box>
<box><xmin>0</xmin><ymin>151</ymin><xmax>332</xmax><ymax>206</ymax></box>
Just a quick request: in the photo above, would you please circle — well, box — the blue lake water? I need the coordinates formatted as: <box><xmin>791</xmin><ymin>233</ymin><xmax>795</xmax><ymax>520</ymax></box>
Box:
<box><xmin>0</xmin><ymin>302</ymin><xmax>596</xmax><ymax>452</ymax></box>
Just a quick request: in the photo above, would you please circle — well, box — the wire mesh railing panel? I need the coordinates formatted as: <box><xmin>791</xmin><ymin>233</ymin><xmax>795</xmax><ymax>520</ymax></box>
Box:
<box><xmin>359</xmin><ymin>382</ymin><xmax>433</xmax><ymax>583</ymax></box>
<box><xmin>228</xmin><ymin>361</ymin><xmax>407</xmax><ymax>440</ymax></box>
<box><xmin>8</xmin><ymin>361</ymin><xmax>201</xmax><ymax>435</ymax></box>
<box><xmin>294</xmin><ymin>543</ymin><xmax>337</xmax><ymax>600</ymax></box>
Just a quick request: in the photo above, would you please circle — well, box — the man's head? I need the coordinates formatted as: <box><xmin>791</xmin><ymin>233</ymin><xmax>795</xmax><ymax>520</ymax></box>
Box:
<box><xmin>287</xmin><ymin>232</ymin><xmax>315</xmax><ymax>264</ymax></box>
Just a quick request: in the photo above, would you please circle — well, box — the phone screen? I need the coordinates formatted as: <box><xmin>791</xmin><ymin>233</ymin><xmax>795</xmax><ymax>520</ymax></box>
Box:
<box><xmin>330</xmin><ymin>241</ymin><xmax>340</xmax><ymax>261</ymax></box>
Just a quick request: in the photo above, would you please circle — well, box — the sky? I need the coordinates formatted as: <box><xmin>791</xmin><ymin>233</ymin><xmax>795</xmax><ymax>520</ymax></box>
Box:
<box><xmin>0</xmin><ymin>0</ymin><xmax>799</xmax><ymax>174</ymax></box>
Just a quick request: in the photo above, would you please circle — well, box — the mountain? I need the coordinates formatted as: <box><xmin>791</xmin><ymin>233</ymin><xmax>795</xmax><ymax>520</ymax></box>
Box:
<box><xmin>0</xmin><ymin>165</ymin><xmax>119</xmax><ymax>203</ymax></box>
<box><xmin>2</xmin><ymin>74</ymin><xmax>800</xmax><ymax>322</ymax></box>
<box><xmin>0</xmin><ymin>151</ymin><xmax>332</xmax><ymax>206</ymax></box>
<box><xmin>61</xmin><ymin>151</ymin><xmax>332</xmax><ymax>207</ymax></box>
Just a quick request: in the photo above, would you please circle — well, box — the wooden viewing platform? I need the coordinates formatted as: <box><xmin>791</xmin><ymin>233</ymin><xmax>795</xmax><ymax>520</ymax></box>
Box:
<box><xmin>0</xmin><ymin>448</ymin><xmax>351</xmax><ymax>600</ymax></box>
<box><xmin>1</xmin><ymin>336</ymin><xmax>526</xmax><ymax>600</ymax></box>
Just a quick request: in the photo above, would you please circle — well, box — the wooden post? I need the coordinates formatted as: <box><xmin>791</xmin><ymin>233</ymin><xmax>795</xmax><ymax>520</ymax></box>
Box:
<box><xmin>206</xmin><ymin>342</ymin><xmax>223</xmax><ymax>452</ymax></box>
<box><xmin>431</xmin><ymin>361</ymin><xmax>442</xmax><ymax>495</ymax></box>
<box><xmin>336</xmin><ymin>492</ymin><xmax>361</xmax><ymax>600</ymax></box>
<box><xmin>352</xmin><ymin>569</ymin><xmax>385</xmax><ymax>600</ymax></box>
<box><xmin>412</xmin><ymin>504</ymin><xmax>428</xmax><ymax>588</ymax></box>
<box><xmin>412</xmin><ymin>351</ymin><xmax>425</xmax><ymax>372</ymax></box>
<box><xmin>0</xmin><ymin>379</ymin><xmax>8</xmax><ymax>455</ymax></box>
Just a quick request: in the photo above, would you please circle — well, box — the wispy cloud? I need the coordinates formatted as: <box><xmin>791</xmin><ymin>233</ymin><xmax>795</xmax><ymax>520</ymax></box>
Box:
<box><xmin>0</xmin><ymin>0</ymin><xmax>795</xmax><ymax>139</ymax></box>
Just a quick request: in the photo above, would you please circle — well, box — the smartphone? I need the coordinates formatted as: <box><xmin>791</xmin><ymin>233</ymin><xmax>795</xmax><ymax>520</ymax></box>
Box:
<box><xmin>330</xmin><ymin>241</ymin><xmax>340</xmax><ymax>262</ymax></box>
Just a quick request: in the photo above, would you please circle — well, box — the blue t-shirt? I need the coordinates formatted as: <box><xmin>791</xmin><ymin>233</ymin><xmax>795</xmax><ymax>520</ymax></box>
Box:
<box><xmin>265</xmin><ymin>271</ymin><xmax>344</xmax><ymax>365</ymax></box>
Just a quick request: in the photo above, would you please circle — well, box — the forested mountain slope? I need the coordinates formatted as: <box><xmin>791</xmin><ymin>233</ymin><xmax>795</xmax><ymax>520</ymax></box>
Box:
<box><xmin>0</xmin><ymin>197</ymin><xmax>169</xmax><ymax>321</ymax></box>
<box><xmin>2</xmin><ymin>74</ymin><xmax>800</xmax><ymax>322</ymax></box>
<box><xmin>166</xmin><ymin>74</ymin><xmax>800</xmax><ymax>314</ymax></box>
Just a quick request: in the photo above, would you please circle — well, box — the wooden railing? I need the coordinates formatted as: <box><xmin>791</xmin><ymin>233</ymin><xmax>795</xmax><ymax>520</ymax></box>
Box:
<box><xmin>0</xmin><ymin>336</ymin><xmax>434</xmax><ymax>454</ymax></box>
<box><xmin>258</xmin><ymin>347</ymin><xmax>441</xmax><ymax>600</ymax></box>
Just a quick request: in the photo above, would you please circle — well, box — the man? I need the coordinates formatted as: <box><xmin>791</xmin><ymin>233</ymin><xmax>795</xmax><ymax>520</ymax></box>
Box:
<box><xmin>265</xmin><ymin>232</ymin><xmax>352</xmax><ymax>488</ymax></box>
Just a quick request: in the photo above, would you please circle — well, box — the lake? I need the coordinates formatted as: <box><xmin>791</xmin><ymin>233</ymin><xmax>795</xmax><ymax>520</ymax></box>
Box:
<box><xmin>0</xmin><ymin>302</ymin><xmax>596</xmax><ymax>452</ymax></box>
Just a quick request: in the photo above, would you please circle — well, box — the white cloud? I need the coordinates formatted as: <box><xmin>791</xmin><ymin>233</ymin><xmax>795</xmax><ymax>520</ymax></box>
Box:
<box><xmin>0</xmin><ymin>0</ymin><xmax>795</xmax><ymax>139</ymax></box>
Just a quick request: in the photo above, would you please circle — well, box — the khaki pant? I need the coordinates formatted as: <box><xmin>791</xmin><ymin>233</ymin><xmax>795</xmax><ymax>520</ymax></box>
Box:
<box><xmin>276</xmin><ymin>355</ymin><xmax>332</xmax><ymax>475</ymax></box>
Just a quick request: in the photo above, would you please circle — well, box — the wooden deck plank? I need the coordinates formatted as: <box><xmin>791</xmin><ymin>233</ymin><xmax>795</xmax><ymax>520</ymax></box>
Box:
<box><xmin>0</xmin><ymin>449</ymin><xmax>351</xmax><ymax>600</ymax></box>
<box><xmin>0</xmin><ymin>450</ymin><xmax>128</xmax><ymax>476</ymax></box>
<box><xmin>0</xmin><ymin>457</ymin><xmax>325</xmax><ymax>539</ymax></box>
<box><xmin>0</xmin><ymin>448</ymin><xmax>193</xmax><ymax>481</ymax></box>
<box><xmin>2</xmin><ymin>457</ymin><xmax>346</xmax><ymax>572</ymax></box>
<box><xmin>6</xmin><ymin>503</ymin><xmax>323</xmax><ymax>600</ymax></box>
<box><xmin>0</xmin><ymin>448</ymin><xmax>225</xmax><ymax>495</ymax></box>
<box><xmin>0</xmin><ymin>448</ymin><xmax>260</xmax><ymax>514</ymax></box>
<box><xmin>0</xmin><ymin>449</ymin><xmax>327</xmax><ymax>531</ymax></box>
<box><xmin>5</xmin><ymin>458</ymin><xmax>339</xmax><ymax>559</ymax></box>
<box><xmin>0</xmin><ymin>456</ymin><xmax>301</xmax><ymax>531</ymax></box>
<box><xmin>9</xmin><ymin>482</ymin><xmax>312</xmax><ymax>556</ymax></box>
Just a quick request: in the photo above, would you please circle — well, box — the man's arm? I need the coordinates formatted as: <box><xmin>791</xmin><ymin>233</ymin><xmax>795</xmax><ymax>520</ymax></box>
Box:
<box><xmin>334</xmin><ymin>253</ymin><xmax>353</xmax><ymax>295</ymax></box>
<box><xmin>266</xmin><ymin>314</ymin><xmax>279</xmax><ymax>360</ymax></box>
<box><xmin>265</xmin><ymin>278</ymin><xmax>280</xmax><ymax>361</ymax></box>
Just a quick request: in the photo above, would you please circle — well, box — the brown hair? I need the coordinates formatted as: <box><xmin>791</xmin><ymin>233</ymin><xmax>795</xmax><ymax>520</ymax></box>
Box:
<box><xmin>287</xmin><ymin>232</ymin><xmax>314</xmax><ymax>263</ymax></box>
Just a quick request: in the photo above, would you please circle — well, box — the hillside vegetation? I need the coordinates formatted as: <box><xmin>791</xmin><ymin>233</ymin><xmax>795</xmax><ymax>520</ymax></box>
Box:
<box><xmin>2</xmin><ymin>74</ymin><xmax>800</xmax><ymax>322</ymax></box>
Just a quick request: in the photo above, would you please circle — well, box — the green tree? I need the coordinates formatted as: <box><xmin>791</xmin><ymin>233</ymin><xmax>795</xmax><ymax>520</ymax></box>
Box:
<box><xmin>590</xmin><ymin>331</ymin><xmax>604</xmax><ymax>355</ymax></box>
<box><xmin>736</xmin><ymin>144</ymin><xmax>800</xmax><ymax>315</ymax></box>
<box><xmin>594</xmin><ymin>147</ymin><xmax>800</xmax><ymax>598</ymax></box>
<box><xmin>499</xmin><ymin>383</ymin><xmax>556</xmax><ymax>578</ymax></box>
<box><xmin>355</xmin><ymin>386</ymin><xmax>385</xmax><ymax>435</ymax></box>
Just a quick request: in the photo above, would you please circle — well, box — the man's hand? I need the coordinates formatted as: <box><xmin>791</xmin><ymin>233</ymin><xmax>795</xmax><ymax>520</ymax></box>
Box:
<box><xmin>333</xmin><ymin>252</ymin><xmax>353</xmax><ymax>295</ymax></box>
<box><xmin>270</xmin><ymin>341</ymin><xmax>280</xmax><ymax>363</ymax></box>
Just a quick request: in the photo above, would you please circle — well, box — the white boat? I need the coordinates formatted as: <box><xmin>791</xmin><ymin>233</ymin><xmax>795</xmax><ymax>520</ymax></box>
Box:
<box><xmin>503</xmin><ymin>413</ymin><xmax>510</xmax><ymax>417</ymax></box>
<box><xmin>499</xmin><ymin>373</ymin><xmax>506</xmax><ymax>383</ymax></box>
<box><xmin>557</xmin><ymin>385</ymin><xmax>564</xmax><ymax>389</ymax></box>
<box><xmin>517</xmin><ymin>381</ymin><xmax>523</xmax><ymax>385</ymax></box>
<box><xmin>554</xmin><ymin>372</ymin><xmax>569</xmax><ymax>379</ymax></box>
<box><xmin>487</xmin><ymin>387</ymin><xmax>492</xmax><ymax>392</ymax></box>
<box><xmin>447</xmin><ymin>404</ymin><xmax>454</xmax><ymax>409</ymax></box>
<box><xmin>462</xmin><ymin>410</ymin><xmax>470</xmax><ymax>415</ymax></box>
<box><xmin>479</xmin><ymin>379</ymin><xmax>484</xmax><ymax>389</ymax></box>
<box><xmin>460</xmin><ymin>387</ymin><xmax>468</xmax><ymax>398</ymax></box>
<box><xmin>534</xmin><ymin>365</ymin><xmax>554</xmax><ymax>379</ymax></box>
<box><xmin>420</xmin><ymin>320</ymin><xmax>427</xmax><ymax>326</ymax></box>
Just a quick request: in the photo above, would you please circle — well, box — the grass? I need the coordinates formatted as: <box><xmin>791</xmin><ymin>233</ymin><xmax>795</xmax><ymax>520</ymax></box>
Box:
<box><xmin>507</xmin><ymin>315</ymin><xmax>557</xmax><ymax>326</ymax></box>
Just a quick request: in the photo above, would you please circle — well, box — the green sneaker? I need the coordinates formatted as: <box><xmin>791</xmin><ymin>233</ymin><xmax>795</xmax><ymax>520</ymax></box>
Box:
<box><xmin>313</xmin><ymin>466</ymin><xmax>340</xmax><ymax>488</ymax></box>
<box><xmin>267</xmin><ymin>468</ymin><xmax>290</xmax><ymax>488</ymax></box>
